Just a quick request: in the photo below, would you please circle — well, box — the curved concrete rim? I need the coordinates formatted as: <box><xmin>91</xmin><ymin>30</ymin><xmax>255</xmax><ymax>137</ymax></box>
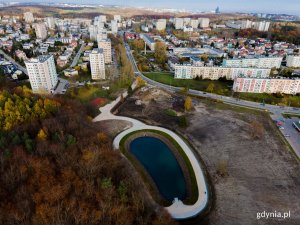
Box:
<box><xmin>93</xmin><ymin>84</ymin><xmax>210</xmax><ymax>219</ymax></box>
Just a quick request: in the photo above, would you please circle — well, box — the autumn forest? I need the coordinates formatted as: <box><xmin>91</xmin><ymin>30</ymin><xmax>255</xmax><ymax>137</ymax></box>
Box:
<box><xmin>0</xmin><ymin>86</ymin><xmax>175</xmax><ymax>225</ymax></box>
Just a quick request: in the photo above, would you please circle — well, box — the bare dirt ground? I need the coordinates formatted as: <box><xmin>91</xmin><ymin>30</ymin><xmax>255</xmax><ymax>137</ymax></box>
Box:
<box><xmin>115</xmin><ymin>86</ymin><xmax>300</xmax><ymax>225</ymax></box>
<box><xmin>95</xmin><ymin>120</ymin><xmax>131</xmax><ymax>138</ymax></box>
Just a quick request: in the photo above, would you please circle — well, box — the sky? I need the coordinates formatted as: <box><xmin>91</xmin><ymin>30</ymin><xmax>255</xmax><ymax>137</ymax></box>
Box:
<box><xmin>5</xmin><ymin>0</ymin><xmax>300</xmax><ymax>15</ymax></box>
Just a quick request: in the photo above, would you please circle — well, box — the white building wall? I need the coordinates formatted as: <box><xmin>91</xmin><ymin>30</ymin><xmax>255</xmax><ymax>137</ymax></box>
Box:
<box><xmin>191</xmin><ymin>20</ymin><xmax>199</xmax><ymax>29</ymax></box>
<box><xmin>174</xmin><ymin>18</ymin><xmax>184</xmax><ymax>30</ymax></box>
<box><xmin>34</xmin><ymin>23</ymin><xmax>47</xmax><ymax>40</ymax></box>
<box><xmin>198</xmin><ymin>18</ymin><xmax>210</xmax><ymax>28</ymax></box>
<box><xmin>89</xmin><ymin>49</ymin><xmax>106</xmax><ymax>80</ymax></box>
<box><xmin>46</xmin><ymin>17</ymin><xmax>55</xmax><ymax>29</ymax></box>
<box><xmin>24</xmin><ymin>12</ymin><xmax>34</xmax><ymax>23</ymax></box>
<box><xmin>111</xmin><ymin>20</ymin><xmax>118</xmax><ymax>34</ymax></box>
<box><xmin>223</xmin><ymin>57</ymin><xmax>282</xmax><ymax>69</ymax></box>
<box><xmin>156</xmin><ymin>19</ymin><xmax>167</xmax><ymax>31</ymax></box>
<box><xmin>25</xmin><ymin>55</ymin><xmax>58</xmax><ymax>93</ymax></box>
<box><xmin>174</xmin><ymin>64</ymin><xmax>270</xmax><ymax>80</ymax></box>
<box><xmin>287</xmin><ymin>55</ymin><xmax>300</xmax><ymax>67</ymax></box>
<box><xmin>233</xmin><ymin>77</ymin><xmax>300</xmax><ymax>94</ymax></box>
<box><xmin>98</xmin><ymin>39</ymin><xmax>112</xmax><ymax>64</ymax></box>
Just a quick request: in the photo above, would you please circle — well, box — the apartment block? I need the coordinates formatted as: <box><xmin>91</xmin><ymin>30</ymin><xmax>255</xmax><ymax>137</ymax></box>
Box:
<box><xmin>24</xmin><ymin>12</ymin><xmax>34</xmax><ymax>23</ymax></box>
<box><xmin>140</xmin><ymin>33</ymin><xmax>156</xmax><ymax>51</ymax></box>
<box><xmin>253</xmin><ymin>21</ymin><xmax>270</xmax><ymax>32</ymax></box>
<box><xmin>96</xmin><ymin>29</ymin><xmax>108</xmax><ymax>42</ymax></box>
<box><xmin>183</xmin><ymin>18</ymin><xmax>191</xmax><ymax>26</ymax></box>
<box><xmin>223</xmin><ymin>57</ymin><xmax>283</xmax><ymax>69</ymax></box>
<box><xmin>89</xmin><ymin>25</ymin><xmax>107</xmax><ymax>41</ymax></box>
<box><xmin>111</xmin><ymin>20</ymin><xmax>118</xmax><ymax>34</ymax></box>
<box><xmin>190</xmin><ymin>19</ymin><xmax>199</xmax><ymax>29</ymax></box>
<box><xmin>233</xmin><ymin>77</ymin><xmax>300</xmax><ymax>94</ymax></box>
<box><xmin>241</xmin><ymin>20</ymin><xmax>252</xmax><ymax>29</ymax></box>
<box><xmin>25</xmin><ymin>55</ymin><xmax>58</xmax><ymax>93</ymax></box>
<box><xmin>198</xmin><ymin>18</ymin><xmax>210</xmax><ymax>28</ymax></box>
<box><xmin>89</xmin><ymin>48</ymin><xmax>106</xmax><ymax>80</ymax></box>
<box><xmin>286</xmin><ymin>55</ymin><xmax>300</xmax><ymax>68</ymax></box>
<box><xmin>174</xmin><ymin>64</ymin><xmax>270</xmax><ymax>80</ymax></box>
<box><xmin>46</xmin><ymin>17</ymin><xmax>55</xmax><ymax>29</ymax></box>
<box><xmin>98</xmin><ymin>39</ymin><xmax>112</xmax><ymax>64</ymax></box>
<box><xmin>174</xmin><ymin>18</ymin><xmax>184</xmax><ymax>30</ymax></box>
<box><xmin>155</xmin><ymin>19</ymin><xmax>167</xmax><ymax>31</ymax></box>
<box><xmin>114</xmin><ymin>15</ymin><xmax>121</xmax><ymax>22</ymax></box>
<box><xmin>33</xmin><ymin>23</ymin><xmax>48</xmax><ymax>40</ymax></box>
<box><xmin>94</xmin><ymin>15</ymin><xmax>106</xmax><ymax>24</ymax></box>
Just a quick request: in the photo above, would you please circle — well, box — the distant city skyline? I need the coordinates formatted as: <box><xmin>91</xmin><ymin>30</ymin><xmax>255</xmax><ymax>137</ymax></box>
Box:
<box><xmin>4</xmin><ymin>0</ymin><xmax>300</xmax><ymax>15</ymax></box>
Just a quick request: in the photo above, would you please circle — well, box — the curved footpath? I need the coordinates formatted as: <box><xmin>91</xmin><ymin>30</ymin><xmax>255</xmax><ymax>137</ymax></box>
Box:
<box><xmin>93</xmin><ymin>86</ymin><xmax>209</xmax><ymax>219</ymax></box>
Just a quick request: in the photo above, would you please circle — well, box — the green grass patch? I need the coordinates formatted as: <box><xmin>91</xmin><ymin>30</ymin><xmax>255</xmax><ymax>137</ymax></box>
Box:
<box><xmin>143</xmin><ymin>72</ymin><xmax>233</xmax><ymax>96</ymax></box>
<box><xmin>193</xmin><ymin>96</ymin><xmax>267</xmax><ymax>116</ymax></box>
<box><xmin>237</xmin><ymin>92</ymin><xmax>300</xmax><ymax>108</ymax></box>
<box><xmin>164</xmin><ymin>109</ymin><xmax>177</xmax><ymax>117</ymax></box>
<box><xmin>119</xmin><ymin>129</ymin><xmax>199</xmax><ymax>205</ymax></box>
<box><xmin>66</xmin><ymin>86</ymin><xmax>112</xmax><ymax>102</ymax></box>
<box><xmin>144</xmin><ymin>72</ymin><xmax>300</xmax><ymax>108</ymax></box>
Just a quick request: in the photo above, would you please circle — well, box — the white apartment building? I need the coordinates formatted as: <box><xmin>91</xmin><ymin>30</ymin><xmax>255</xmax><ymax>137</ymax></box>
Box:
<box><xmin>25</xmin><ymin>55</ymin><xmax>58</xmax><ymax>93</ymax></box>
<box><xmin>94</xmin><ymin>20</ymin><xmax>105</xmax><ymax>28</ymax></box>
<box><xmin>96</xmin><ymin>29</ymin><xmax>108</xmax><ymax>42</ymax></box>
<box><xmin>174</xmin><ymin>64</ymin><xmax>270</xmax><ymax>80</ymax></box>
<box><xmin>33</xmin><ymin>23</ymin><xmax>48</xmax><ymax>40</ymax></box>
<box><xmin>114</xmin><ymin>15</ymin><xmax>122</xmax><ymax>22</ymax></box>
<box><xmin>89</xmin><ymin>48</ymin><xmax>106</xmax><ymax>80</ymax></box>
<box><xmin>223</xmin><ymin>57</ymin><xmax>283</xmax><ymax>69</ymax></box>
<box><xmin>92</xmin><ymin>16</ymin><xmax>106</xmax><ymax>33</ymax></box>
<box><xmin>241</xmin><ymin>20</ymin><xmax>252</xmax><ymax>29</ymax></box>
<box><xmin>183</xmin><ymin>18</ymin><xmax>191</xmax><ymax>26</ymax></box>
<box><xmin>98</xmin><ymin>39</ymin><xmax>112</xmax><ymax>64</ymax></box>
<box><xmin>286</xmin><ymin>55</ymin><xmax>300</xmax><ymax>68</ymax></box>
<box><xmin>89</xmin><ymin>25</ymin><xmax>107</xmax><ymax>40</ymax></box>
<box><xmin>174</xmin><ymin>18</ymin><xmax>184</xmax><ymax>30</ymax></box>
<box><xmin>89</xmin><ymin>25</ymin><xmax>98</xmax><ymax>40</ymax></box>
<box><xmin>46</xmin><ymin>17</ymin><xmax>55</xmax><ymax>29</ymax></box>
<box><xmin>191</xmin><ymin>19</ymin><xmax>199</xmax><ymax>29</ymax></box>
<box><xmin>140</xmin><ymin>33</ymin><xmax>156</xmax><ymax>51</ymax></box>
<box><xmin>155</xmin><ymin>19</ymin><xmax>167</xmax><ymax>31</ymax></box>
<box><xmin>111</xmin><ymin>20</ymin><xmax>118</xmax><ymax>34</ymax></box>
<box><xmin>198</xmin><ymin>18</ymin><xmax>210</xmax><ymax>28</ymax></box>
<box><xmin>94</xmin><ymin>15</ymin><xmax>106</xmax><ymax>24</ymax></box>
<box><xmin>253</xmin><ymin>21</ymin><xmax>270</xmax><ymax>32</ymax></box>
<box><xmin>24</xmin><ymin>12</ymin><xmax>34</xmax><ymax>23</ymax></box>
<box><xmin>233</xmin><ymin>77</ymin><xmax>300</xmax><ymax>94</ymax></box>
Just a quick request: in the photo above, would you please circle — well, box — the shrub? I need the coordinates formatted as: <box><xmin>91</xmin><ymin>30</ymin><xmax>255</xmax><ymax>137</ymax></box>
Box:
<box><xmin>178</xmin><ymin>115</ymin><xmax>188</xmax><ymax>128</ymax></box>
<box><xmin>164</xmin><ymin>109</ymin><xmax>177</xmax><ymax>117</ymax></box>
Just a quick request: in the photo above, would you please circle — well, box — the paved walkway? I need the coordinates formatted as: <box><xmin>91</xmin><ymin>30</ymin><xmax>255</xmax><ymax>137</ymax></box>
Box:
<box><xmin>93</xmin><ymin>84</ymin><xmax>209</xmax><ymax>219</ymax></box>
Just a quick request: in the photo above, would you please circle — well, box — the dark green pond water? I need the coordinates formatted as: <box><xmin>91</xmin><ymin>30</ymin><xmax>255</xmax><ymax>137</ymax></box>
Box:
<box><xmin>129</xmin><ymin>136</ymin><xmax>187</xmax><ymax>202</ymax></box>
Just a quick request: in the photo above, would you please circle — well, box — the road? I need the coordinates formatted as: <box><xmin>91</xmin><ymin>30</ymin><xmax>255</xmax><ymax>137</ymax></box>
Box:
<box><xmin>70</xmin><ymin>43</ymin><xmax>85</xmax><ymax>68</ymax></box>
<box><xmin>278</xmin><ymin>117</ymin><xmax>300</xmax><ymax>155</ymax></box>
<box><xmin>0</xmin><ymin>49</ymin><xmax>28</xmax><ymax>75</ymax></box>
<box><xmin>125</xmin><ymin>43</ymin><xmax>300</xmax><ymax>158</ymax></box>
<box><xmin>53</xmin><ymin>78</ymin><xmax>69</xmax><ymax>95</ymax></box>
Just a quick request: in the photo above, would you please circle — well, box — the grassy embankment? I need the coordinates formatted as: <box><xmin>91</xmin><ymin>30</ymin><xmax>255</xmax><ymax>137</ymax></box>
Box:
<box><xmin>144</xmin><ymin>72</ymin><xmax>300</xmax><ymax>107</ymax></box>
